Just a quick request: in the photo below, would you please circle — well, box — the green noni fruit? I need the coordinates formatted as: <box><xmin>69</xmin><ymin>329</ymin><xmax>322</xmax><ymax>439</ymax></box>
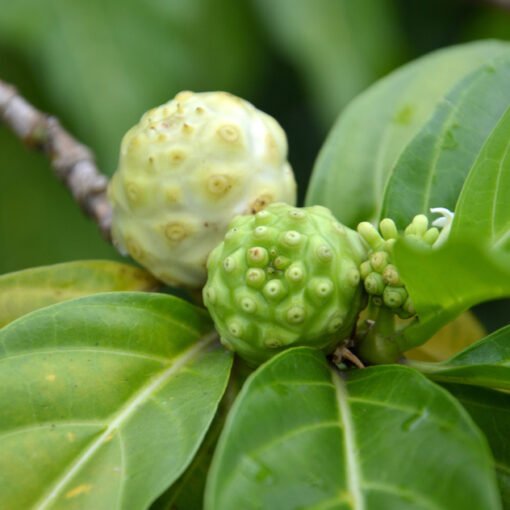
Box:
<box><xmin>108</xmin><ymin>91</ymin><xmax>297</xmax><ymax>288</ymax></box>
<box><xmin>203</xmin><ymin>203</ymin><xmax>367</xmax><ymax>365</ymax></box>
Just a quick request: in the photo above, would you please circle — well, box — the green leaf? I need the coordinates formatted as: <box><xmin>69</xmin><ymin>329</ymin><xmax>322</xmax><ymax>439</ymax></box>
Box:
<box><xmin>205</xmin><ymin>348</ymin><xmax>500</xmax><ymax>510</ymax></box>
<box><xmin>0</xmin><ymin>260</ymin><xmax>158</xmax><ymax>328</ymax></box>
<box><xmin>254</xmin><ymin>0</ymin><xmax>404</xmax><ymax>126</ymax></box>
<box><xmin>394</xmin><ymin>239</ymin><xmax>510</xmax><ymax>347</ymax></box>
<box><xmin>151</xmin><ymin>360</ymin><xmax>248</xmax><ymax>510</ymax></box>
<box><xmin>306</xmin><ymin>40</ymin><xmax>510</xmax><ymax>227</ymax></box>
<box><xmin>410</xmin><ymin>325</ymin><xmax>510</xmax><ymax>390</ymax></box>
<box><xmin>151</xmin><ymin>413</ymin><xmax>223</xmax><ymax>510</ymax></box>
<box><xmin>0</xmin><ymin>292</ymin><xmax>232</xmax><ymax>510</ymax></box>
<box><xmin>443</xmin><ymin>384</ymin><xmax>510</xmax><ymax>509</ymax></box>
<box><xmin>382</xmin><ymin>53</ymin><xmax>510</xmax><ymax>228</ymax></box>
<box><xmin>451</xmin><ymin>106</ymin><xmax>510</xmax><ymax>253</ymax></box>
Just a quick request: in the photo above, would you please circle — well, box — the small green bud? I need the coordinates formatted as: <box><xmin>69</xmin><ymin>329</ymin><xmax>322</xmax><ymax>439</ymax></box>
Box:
<box><xmin>404</xmin><ymin>224</ymin><xmax>414</xmax><ymax>236</ymax></box>
<box><xmin>410</xmin><ymin>214</ymin><xmax>429</xmax><ymax>236</ymax></box>
<box><xmin>423</xmin><ymin>227</ymin><xmax>440</xmax><ymax>245</ymax></box>
<box><xmin>357</xmin><ymin>222</ymin><xmax>384</xmax><ymax>250</ymax></box>
<box><xmin>369</xmin><ymin>251</ymin><xmax>389</xmax><ymax>273</ymax></box>
<box><xmin>357</xmin><ymin>214</ymin><xmax>428</xmax><ymax>320</ymax></box>
<box><xmin>364</xmin><ymin>272</ymin><xmax>385</xmax><ymax>295</ymax></box>
<box><xmin>383</xmin><ymin>286</ymin><xmax>408</xmax><ymax>309</ymax></box>
<box><xmin>360</xmin><ymin>260</ymin><xmax>373</xmax><ymax>279</ymax></box>
<box><xmin>379</xmin><ymin>218</ymin><xmax>398</xmax><ymax>240</ymax></box>
<box><xmin>382</xmin><ymin>264</ymin><xmax>401</xmax><ymax>286</ymax></box>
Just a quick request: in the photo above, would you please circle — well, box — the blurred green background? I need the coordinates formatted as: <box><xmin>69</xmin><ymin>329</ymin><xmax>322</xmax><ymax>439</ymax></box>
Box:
<box><xmin>1</xmin><ymin>0</ymin><xmax>510</xmax><ymax>275</ymax></box>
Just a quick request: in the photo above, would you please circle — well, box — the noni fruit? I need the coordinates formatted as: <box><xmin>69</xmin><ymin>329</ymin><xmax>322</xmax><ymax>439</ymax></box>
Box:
<box><xmin>108</xmin><ymin>91</ymin><xmax>297</xmax><ymax>288</ymax></box>
<box><xmin>203</xmin><ymin>203</ymin><xmax>367</xmax><ymax>365</ymax></box>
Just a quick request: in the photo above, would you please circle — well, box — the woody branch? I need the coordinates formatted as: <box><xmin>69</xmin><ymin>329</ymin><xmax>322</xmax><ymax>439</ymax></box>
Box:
<box><xmin>0</xmin><ymin>78</ymin><xmax>112</xmax><ymax>241</ymax></box>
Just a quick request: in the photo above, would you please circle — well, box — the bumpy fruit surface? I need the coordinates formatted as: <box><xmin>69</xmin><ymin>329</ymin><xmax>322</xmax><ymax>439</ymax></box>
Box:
<box><xmin>203</xmin><ymin>203</ymin><xmax>367</xmax><ymax>365</ymax></box>
<box><xmin>108</xmin><ymin>91</ymin><xmax>297</xmax><ymax>287</ymax></box>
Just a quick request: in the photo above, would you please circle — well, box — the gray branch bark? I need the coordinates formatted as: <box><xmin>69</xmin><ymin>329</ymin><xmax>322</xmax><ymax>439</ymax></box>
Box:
<box><xmin>0</xmin><ymin>79</ymin><xmax>112</xmax><ymax>241</ymax></box>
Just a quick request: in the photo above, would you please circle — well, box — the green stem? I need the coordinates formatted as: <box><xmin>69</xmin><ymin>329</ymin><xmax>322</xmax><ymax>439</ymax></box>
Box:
<box><xmin>356</xmin><ymin>302</ymin><xmax>403</xmax><ymax>364</ymax></box>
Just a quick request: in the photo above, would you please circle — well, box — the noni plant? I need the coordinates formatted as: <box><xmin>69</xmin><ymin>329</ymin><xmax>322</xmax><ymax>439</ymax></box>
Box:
<box><xmin>1</xmin><ymin>38</ymin><xmax>510</xmax><ymax>510</ymax></box>
<box><xmin>108</xmin><ymin>91</ymin><xmax>296</xmax><ymax>287</ymax></box>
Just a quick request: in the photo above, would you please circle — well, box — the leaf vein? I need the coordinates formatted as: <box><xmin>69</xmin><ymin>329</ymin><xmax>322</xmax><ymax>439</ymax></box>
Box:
<box><xmin>0</xmin><ymin>347</ymin><xmax>170</xmax><ymax>365</ymax></box>
<box><xmin>332</xmin><ymin>371</ymin><xmax>364</xmax><ymax>510</ymax></box>
<box><xmin>0</xmin><ymin>421</ymin><xmax>104</xmax><ymax>442</ymax></box>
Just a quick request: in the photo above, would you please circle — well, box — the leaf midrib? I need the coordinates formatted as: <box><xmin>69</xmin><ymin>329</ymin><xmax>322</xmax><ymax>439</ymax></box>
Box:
<box><xmin>32</xmin><ymin>331</ymin><xmax>217</xmax><ymax>510</ymax></box>
<box><xmin>491</xmin><ymin>134</ymin><xmax>510</xmax><ymax>245</ymax></box>
<box><xmin>332</xmin><ymin>371</ymin><xmax>364</xmax><ymax>510</ymax></box>
<box><xmin>418</xmin><ymin>95</ymin><xmax>465</xmax><ymax>215</ymax></box>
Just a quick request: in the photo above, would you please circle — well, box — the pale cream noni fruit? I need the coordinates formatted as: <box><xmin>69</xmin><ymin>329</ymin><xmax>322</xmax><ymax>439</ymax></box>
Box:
<box><xmin>108</xmin><ymin>91</ymin><xmax>297</xmax><ymax>287</ymax></box>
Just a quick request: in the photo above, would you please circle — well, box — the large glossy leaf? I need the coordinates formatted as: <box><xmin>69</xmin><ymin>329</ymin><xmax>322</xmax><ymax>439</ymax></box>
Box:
<box><xmin>205</xmin><ymin>348</ymin><xmax>500</xmax><ymax>510</ymax></box>
<box><xmin>410</xmin><ymin>325</ymin><xmax>510</xmax><ymax>390</ymax></box>
<box><xmin>0</xmin><ymin>260</ymin><xmax>158</xmax><ymax>328</ymax></box>
<box><xmin>151</xmin><ymin>360</ymin><xmax>249</xmax><ymax>510</ymax></box>
<box><xmin>0</xmin><ymin>292</ymin><xmax>232</xmax><ymax>510</ymax></box>
<box><xmin>394</xmin><ymin>239</ymin><xmax>510</xmax><ymax>347</ymax></box>
<box><xmin>151</xmin><ymin>412</ymin><xmax>223</xmax><ymax>510</ymax></box>
<box><xmin>382</xmin><ymin>53</ymin><xmax>510</xmax><ymax>227</ymax></box>
<box><xmin>451</xmin><ymin>106</ymin><xmax>510</xmax><ymax>254</ymax></box>
<box><xmin>443</xmin><ymin>384</ymin><xmax>510</xmax><ymax>509</ymax></box>
<box><xmin>254</xmin><ymin>0</ymin><xmax>403</xmax><ymax>126</ymax></box>
<box><xmin>306</xmin><ymin>40</ymin><xmax>510</xmax><ymax>227</ymax></box>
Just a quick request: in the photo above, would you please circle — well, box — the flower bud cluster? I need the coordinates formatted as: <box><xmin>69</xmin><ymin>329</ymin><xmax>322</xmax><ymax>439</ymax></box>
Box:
<box><xmin>357</xmin><ymin>215</ymin><xmax>439</xmax><ymax>318</ymax></box>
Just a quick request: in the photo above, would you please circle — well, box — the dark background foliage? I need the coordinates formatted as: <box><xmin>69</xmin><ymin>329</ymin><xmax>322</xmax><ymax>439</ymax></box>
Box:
<box><xmin>1</xmin><ymin>0</ymin><xmax>509</xmax><ymax>305</ymax></box>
